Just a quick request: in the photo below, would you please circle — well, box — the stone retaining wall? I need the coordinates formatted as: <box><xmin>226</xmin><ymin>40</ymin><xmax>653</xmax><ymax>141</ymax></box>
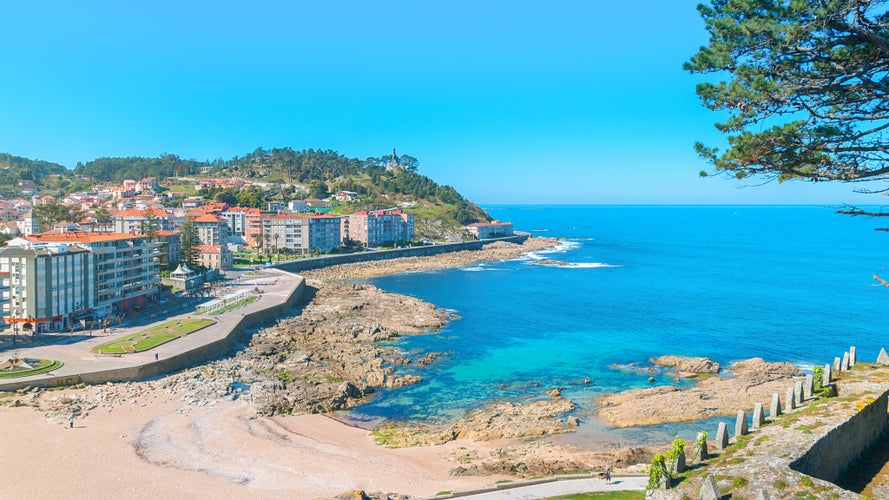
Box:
<box><xmin>274</xmin><ymin>234</ymin><xmax>529</xmax><ymax>273</ymax></box>
<box><xmin>0</xmin><ymin>274</ymin><xmax>305</xmax><ymax>391</ymax></box>
<box><xmin>790</xmin><ymin>388</ymin><xmax>889</xmax><ymax>484</ymax></box>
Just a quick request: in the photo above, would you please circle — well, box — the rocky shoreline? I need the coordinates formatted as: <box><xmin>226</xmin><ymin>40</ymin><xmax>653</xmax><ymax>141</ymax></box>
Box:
<box><xmin>0</xmin><ymin>236</ymin><xmax>826</xmax><ymax>492</ymax></box>
<box><xmin>302</xmin><ymin>237</ymin><xmax>560</xmax><ymax>281</ymax></box>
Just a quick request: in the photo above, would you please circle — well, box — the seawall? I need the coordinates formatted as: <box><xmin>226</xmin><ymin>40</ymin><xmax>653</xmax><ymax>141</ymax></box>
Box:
<box><xmin>274</xmin><ymin>234</ymin><xmax>528</xmax><ymax>273</ymax></box>
<box><xmin>0</xmin><ymin>271</ymin><xmax>305</xmax><ymax>391</ymax></box>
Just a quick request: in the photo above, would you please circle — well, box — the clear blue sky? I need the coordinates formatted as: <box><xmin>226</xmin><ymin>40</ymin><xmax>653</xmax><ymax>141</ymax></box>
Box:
<box><xmin>0</xmin><ymin>1</ymin><xmax>883</xmax><ymax>205</ymax></box>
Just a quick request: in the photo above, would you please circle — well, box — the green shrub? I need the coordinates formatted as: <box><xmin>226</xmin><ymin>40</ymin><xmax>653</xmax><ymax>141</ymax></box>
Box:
<box><xmin>647</xmin><ymin>453</ymin><xmax>670</xmax><ymax>490</ymax></box>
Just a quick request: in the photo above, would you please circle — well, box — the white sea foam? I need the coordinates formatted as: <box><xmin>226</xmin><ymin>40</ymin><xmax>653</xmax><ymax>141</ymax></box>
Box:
<box><xmin>522</xmin><ymin>252</ymin><xmax>547</xmax><ymax>262</ymax></box>
<box><xmin>460</xmin><ymin>263</ymin><xmax>508</xmax><ymax>272</ymax></box>
<box><xmin>795</xmin><ymin>362</ymin><xmax>816</xmax><ymax>373</ymax></box>
<box><xmin>535</xmin><ymin>261</ymin><xmax>619</xmax><ymax>269</ymax></box>
<box><xmin>542</xmin><ymin>240</ymin><xmax>582</xmax><ymax>253</ymax></box>
<box><xmin>460</xmin><ymin>266</ymin><xmax>502</xmax><ymax>272</ymax></box>
<box><xmin>521</xmin><ymin>240</ymin><xmax>582</xmax><ymax>262</ymax></box>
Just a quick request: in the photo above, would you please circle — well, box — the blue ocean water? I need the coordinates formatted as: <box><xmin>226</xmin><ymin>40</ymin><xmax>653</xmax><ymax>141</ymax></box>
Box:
<box><xmin>343</xmin><ymin>205</ymin><xmax>888</xmax><ymax>443</ymax></box>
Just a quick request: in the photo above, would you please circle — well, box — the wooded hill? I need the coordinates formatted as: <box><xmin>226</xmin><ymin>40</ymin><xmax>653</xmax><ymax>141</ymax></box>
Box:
<box><xmin>0</xmin><ymin>148</ymin><xmax>492</xmax><ymax>238</ymax></box>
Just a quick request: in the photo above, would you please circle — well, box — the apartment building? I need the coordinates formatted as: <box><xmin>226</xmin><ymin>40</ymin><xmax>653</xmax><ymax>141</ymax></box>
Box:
<box><xmin>16</xmin><ymin>231</ymin><xmax>159</xmax><ymax>318</ymax></box>
<box><xmin>343</xmin><ymin>210</ymin><xmax>414</xmax><ymax>247</ymax></box>
<box><xmin>154</xmin><ymin>230</ymin><xmax>181</xmax><ymax>269</ymax></box>
<box><xmin>261</xmin><ymin>214</ymin><xmax>341</xmax><ymax>253</ymax></box>
<box><xmin>0</xmin><ymin>245</ymin><xmax>93</xmax><ymax>333</ymax></box>
<box><xmin>221</xmin><ymin>208</ymin><xmax>247</xmax><ymax>238</ymax></box>
<box><xmin>112</xmin><ymin>208</ymin><xmax>173</xmax><ymax>234</ymax></box>
<box><xmin>193</xmin><ymin>214</ymin><xmax>231</xmax><ymax>246</ymax></box>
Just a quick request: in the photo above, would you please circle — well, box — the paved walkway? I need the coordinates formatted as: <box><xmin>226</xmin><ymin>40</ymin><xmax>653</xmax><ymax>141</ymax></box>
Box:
<box><xmin>0</xmin><ymin>268</ymin><xmax>302</xmax><ymax>389</ymax></box>
<box><xmin>444</xmin><ymin>475</ymin><xmax>647</xmax><ymax>499</ymax></box>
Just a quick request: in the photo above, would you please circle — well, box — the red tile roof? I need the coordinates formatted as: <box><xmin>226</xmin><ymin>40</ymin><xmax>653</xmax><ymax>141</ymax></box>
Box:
<box><xmin>25</xmin><ymin>231</ymin><xmax>144</xmax><ymax>243</ymax></box>
<box><xmin>193</xmin><ymin>214</ymin><xmax>224</xmax><ymax>223</ymax></box>
<box><xmin>113</xmin><ymin>208</ymin><xmax>167</xmax><ymax>217</ymax></box>
<box><xmin>194</xmin><ymin>244</ymin><xmax>224</xmax><ymax>254</ymax></box>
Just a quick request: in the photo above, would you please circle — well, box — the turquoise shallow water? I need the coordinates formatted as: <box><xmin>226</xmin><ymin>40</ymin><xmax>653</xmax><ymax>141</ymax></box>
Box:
<box><xmin>342</xmin><ymin>205</ymin><xmax>888</xmax><ymax>444</ymax></box>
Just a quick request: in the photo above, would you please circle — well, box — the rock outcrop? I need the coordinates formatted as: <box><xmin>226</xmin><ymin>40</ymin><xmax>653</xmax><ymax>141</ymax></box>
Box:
<box><xmin>598</xmin><ymin>357</ymin><xmax>804</xmax><ymax>427</ymax></box>
<box><xmin>650</xmin><ymin>355</ymin><xmax>720</xmax><ymax>374</ymax></box>
<box><xmin>372</xmin><ymin>392</ymin><xmax>578</xmax><ymax>448</ymax></box>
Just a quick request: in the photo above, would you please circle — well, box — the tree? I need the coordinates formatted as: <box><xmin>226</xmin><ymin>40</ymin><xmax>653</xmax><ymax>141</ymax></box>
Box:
<box><xmin>33</xmin><ymin>202</ymin><xmax>82</xmax><ymax>228</ymax></box>
<box><xmin>213</xmin><ymin>189</ymin><xmax>238</xmax><ymax>205</ymax></box>
<box><xmin>686</xmin><ymin>0</ymin><xmax>889</xmax><ymax>193</ymax></box>
<box><xmin>179</xmin><ymin>217</ymin><xmax>200</xmax><ymax>270</ymax></box>
<box><xmin>138</xmin><ymin>210</ymin><xmax>160</xmax><ymax>240</ymax></box>
<box><xmin>273</xmin><ymin>232</ymin><xmax>280</xmax><ymax>254</ymax></box>
<box><xmin>92</xmin><ymin>206</ymin><xmax>112</xmax><ymax>226</ymax></box>
<box><xmin>309</xmin><ymin>180</ymin><xmax>329</xmax><ymax>199</ymax></box>
<box><xmin>236</xmin><ymin>187</ymin><xmax>263</xmax><ymax>208</ymax></box>
<box><xmin>399</xmin><ymin>154</ymin><xmax>420</xmax><ymax>171</ymax></box>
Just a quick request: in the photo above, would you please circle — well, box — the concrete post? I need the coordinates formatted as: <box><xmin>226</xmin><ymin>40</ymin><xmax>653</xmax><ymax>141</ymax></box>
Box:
<box><xmin>823</xmin><ymin>363</ymin><xmax>832</xmax><ymax>385</ymax></box>
<box><xmin>735</xmin><ymin>410</ymin><xmax>749</xmax><ymax>439</ymax></box>
<box><xmin>770</xmin><ymin>393</ymin><xmax>782</xmax><ymax>419</ymax></box>
<box><xmin>850</xmin><ymin>346</ymin><xmax>856</xmax><ymax>366</ymax></box>
<box><xmin>700</xmin><ymin>475</ymin><xmax>720</xmax><ymax>500</ymax></box>
<box><xmin>834</xmin><ymin>356</ymin><xmax>841</xmax><ymax>373</ymax></box>
<box><xmin>715</xmin><ymin>421</ymin><xmax>729</xmax><ymax>449</ymax></box>
<box><xmin>674</xmin><ymin>450</ymin><xmax>687</xmax><ymax>474</ymax></box>
<box><xmin>786</xmin><ymin>386</ymin><xmax>796</xmax><ymax>411</ymax></box>
<box><xmin>695</xmin><ymin>430</ymin><xmax>709</xmax><ymax>462</ymax></box>
<box><xmin>878</xmin><ymin>348</ymin><xmax>889</xmax><ymax>366</ymax></box>
<box><xmin>804</xmin><ymin>374</ymin><xmax>813</xmax><ymax>400</ymax></box>
<box><xmin>752</xmin><ymin>402</ymin><xmax>765</xmax><ymax>430</ymax></box>
<box><xmin>842</xmin><ymin>352</ymin><xmax>850</xmax><ymax>371</ymax></box>
<box><xmin>795</xmin><ymin>380</ymin><xmax>804</xmax><ymax>405</ymax></box>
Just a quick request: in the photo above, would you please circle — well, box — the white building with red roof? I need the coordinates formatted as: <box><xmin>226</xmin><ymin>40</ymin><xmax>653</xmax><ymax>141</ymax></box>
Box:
<box><xmin>195</xmin><ymin>244</ymin><xmax>233</xmax><ymax>271</ymax></box>
<box><xmin>466</xmin><ymin>220</ymin><xmax>514</xmax><ymax>239</ymax></box>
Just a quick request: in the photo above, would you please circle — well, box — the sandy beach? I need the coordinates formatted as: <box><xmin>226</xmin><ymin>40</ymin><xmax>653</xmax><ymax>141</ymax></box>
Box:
<box><xmin>0</xmin><ymin>388</ymin><xmax>514</xmax><ymax>499</ymax></box>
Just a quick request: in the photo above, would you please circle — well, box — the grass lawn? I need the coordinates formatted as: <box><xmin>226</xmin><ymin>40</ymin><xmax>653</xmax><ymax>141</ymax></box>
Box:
<box><xmin>549</xmin><ymin>492</ymin><xmax>645</xmax><ymax>500</ymax></box>
<box><xmin>0</xmin><ymin>359</ymin><xmax>63</xmax><ymax>379</ymax></box>
<box><xmin>92</xmin><ymin>318</ymin><xmax>216</xmax><ymax>354</ymax></box>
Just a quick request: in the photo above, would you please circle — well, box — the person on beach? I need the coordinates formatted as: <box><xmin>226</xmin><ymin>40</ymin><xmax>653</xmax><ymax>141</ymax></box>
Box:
<box><xmin>68</xmin><ymin>415</ymin><xmax>75</xmax><ymax>428</ymax></box>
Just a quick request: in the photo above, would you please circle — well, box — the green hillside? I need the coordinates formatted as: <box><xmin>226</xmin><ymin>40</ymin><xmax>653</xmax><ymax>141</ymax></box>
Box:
<box><xmin>1</xmin><ymin>148</ymin><xmax>492</xmax><ymax>240</ymax></box>
<box><xmin>0</xmin><ymin>153</ymin><xmax>69</xmax><ymax>198</ymax></box>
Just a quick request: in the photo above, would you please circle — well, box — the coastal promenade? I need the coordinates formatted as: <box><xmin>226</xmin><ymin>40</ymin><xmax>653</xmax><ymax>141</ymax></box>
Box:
<box><xmin>0</xmin><ymin>268</ymin><xmax>304</xmax><ymax>392</ymax></box>
<box><xmin>435</xmin><ymin>474</ymin><xmax>647</xmax><ymax>499</ymax></box>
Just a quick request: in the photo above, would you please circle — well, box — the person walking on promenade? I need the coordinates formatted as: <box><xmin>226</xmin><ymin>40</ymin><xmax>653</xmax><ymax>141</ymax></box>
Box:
<box><xmin>605</xmin><ymin>468</ymin><xmax>611</xmax><ymax>485</ymax></box>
